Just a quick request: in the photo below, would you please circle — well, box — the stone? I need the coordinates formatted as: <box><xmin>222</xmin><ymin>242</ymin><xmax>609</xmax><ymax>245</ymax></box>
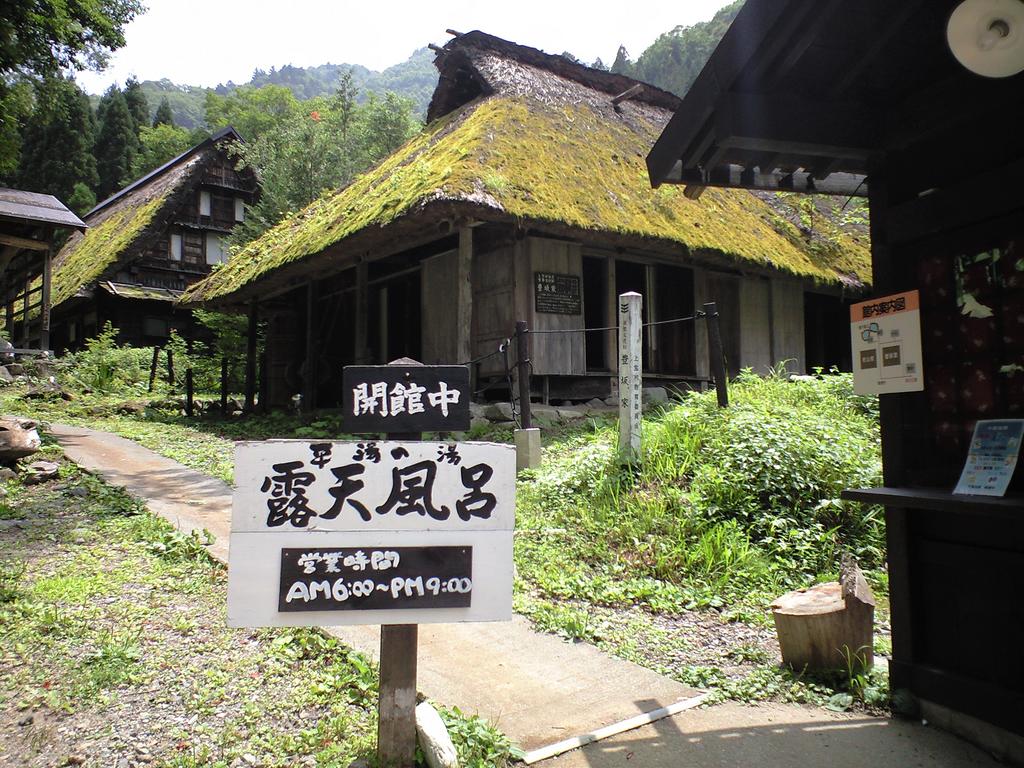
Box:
<box><xmin>604</xmin><ymin>396</ymin><xmax>619</xmax><ymax>406</ymax></box>
<box><xmin>557</xmin><ymin>408</ymin><xmax>586</xmax><ymax>421</ymax></box>
<box><xmin>532</xmin><ymin>405</ymin><xmax>560</xmax><ymax>422</ymax></box>
<box><xmin>23</xmin><ymin>460</ymin><xmax>59</xmax><ymax>485</ymax></box>
<box><xmin>515</xmin><ymin>428</ymin><xmax>542</xmax><ymax>471</ymax></box>
<box><xmin>468</xmin><ymin>402</ymin><xmax>487</xmax><ymax>420</ymax></box>
<box><xmin>0</xmin><ymin>467</ymin><xmax>17</xmax><ymax>481</ymax></box>
<box><xmin>5</xmin><ymin>363</ymin><xmax>24</xmax><ymax>376</ymax></box>
<box><xmin>470</xmin><ymin>416</ymin><xmax>490</xmax><ymax>431</ymax></box>
<box><xmin>415</xmin><ymin>702</ymin><xmax>459</xmax><ymax>768</ymax></box>
<box><xmin>642</xmin><ymin>386</ymin><xmax>669</xmax><ymax>404</ymax></box>
<box><xmin>0</xmin><ymin>416</ymin><xmax>42</xmax><ymax>461</ymax></box>
<box><xmin>483</xmin><ymin>402</ymin><xmax>514</xmax><ymax>421</ymax></box>
<box><xmin>0</xmin><ymin>367</ymin><xmax>13</xmax><ymax>385</ymax></box>
<box><xmin>586</xmin><ymin>398</ymin><xmax>606</xmax><ymax>409</ymax></box>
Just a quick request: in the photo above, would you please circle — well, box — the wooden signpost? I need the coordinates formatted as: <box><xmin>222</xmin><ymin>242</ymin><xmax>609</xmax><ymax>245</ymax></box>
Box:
<box><xmin>618</xmin><ymin>292</ymin><xmax>642</xmax><ymax>463</ymax></box>
<box><xmin>227</xmin><ymin>361</ymin><xmax>513</xmax><ymax>768</ymax></box>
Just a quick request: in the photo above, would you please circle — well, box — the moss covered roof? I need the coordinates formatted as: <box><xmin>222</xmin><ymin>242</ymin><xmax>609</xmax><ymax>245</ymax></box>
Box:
<box><xmin>184</xmin><ymin>37</ymin><xmax>870</xmax><ymax>305</ymax></box>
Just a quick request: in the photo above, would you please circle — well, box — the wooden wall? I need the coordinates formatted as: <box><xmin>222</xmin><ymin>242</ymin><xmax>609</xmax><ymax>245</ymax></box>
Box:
<box><xmin>771</xmin><ymin>279</ymin><xmax>805</xmax><ymax>373</ymax></box>
<box><xmin>421</xmin><ymin>249</ymin><xmax>459</xmax><ymax>365</ymax></box>
<box><xmin>740</xmin><ymin>277</ymin><xmax>772</xmax><ymax>373</ymax></box>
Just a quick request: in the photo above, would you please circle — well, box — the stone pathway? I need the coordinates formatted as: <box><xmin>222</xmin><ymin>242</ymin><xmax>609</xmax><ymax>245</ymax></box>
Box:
<box><xmin>50</xmin><ymin>423</ymin><xmax>1007</xmax><ymax>767</ymax></box>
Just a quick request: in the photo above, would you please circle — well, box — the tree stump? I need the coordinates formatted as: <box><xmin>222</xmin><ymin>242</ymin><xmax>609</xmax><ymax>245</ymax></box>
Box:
<box><xmin>770</xmin><ymin>555</ymin><xmax>876</xmax><ymax>673</ymax></box>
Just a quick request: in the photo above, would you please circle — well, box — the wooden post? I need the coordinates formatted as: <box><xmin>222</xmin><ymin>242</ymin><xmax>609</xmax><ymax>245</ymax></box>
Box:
<box><xmin>618</xmin><ymin>292</ymin><xmax>642</xmax><ymax>463</ymax></box>
<box><xmin>515</xmin><ymin>320</ymin><xmax>531</xmax><ymax>429</ymax></box>
<box><xmin>40</xmin><ymin>243</ymin><xmax>52</xmax><ymax>351</ymax></box>
<box><xmin>220</xmin><ymin>357</ymin><xmax>229</xmax><ymax>413</ymax></box>
<box><xmin>355</xmin><ymin>259</ymin><xmax>369</xmax><ymax>363</ymax></box>
<box><xmin>166</xmin><ymin>347</ymin><xmax>175</xmax><ymax>387</ymax></box>
<box><xmin>606</xmin><ymin>257</ymin><xmax>618</xmax><ymax>399</ymax></box>
<box><xmin>303</xmin><ymin>282</ymin><xmax>317</xmax><ymax>412</ymax></box>
<box><xmin>258</xmin><ymin>350</ymin><xmax>268</xmax><ymax>414</ymax></box>
<box><xmin>457</xmin><ymin>224</ymin><xmax>473</xmax><ymax>366</ymax></box>
<box><xmin>148</xmin><ymin>347</ymin><xmax>161</xmax><ymax>392</ymax></box>
<box><xmin>244</xmin><ymin>301</ymin><xmax>258</xmax><ymax>413</ymax></box>
<box><xmin>377</xmin><ymin>361</ymin><xmax>422</xmax><ymax>768</ymax></box>
<box><xmin>703</xmin><ymin>301</ymin><xmax>729</xmax><ymax>407</ymax></box>
<box><xmin>21</xmin><ymin>277</ymin><xmax>29</xmax><ymax>348</ymax></box>
<box><xmin>185</xmin><ymin>336</ymin><xmax>194</xmax><ymax>417</ymax></box>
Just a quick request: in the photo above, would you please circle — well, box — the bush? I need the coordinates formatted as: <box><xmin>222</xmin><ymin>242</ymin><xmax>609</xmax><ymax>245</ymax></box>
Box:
<box><xmin>62</xmin><ymin>323</ymin><xmax>154</xmax><ymax>394</ymax></box>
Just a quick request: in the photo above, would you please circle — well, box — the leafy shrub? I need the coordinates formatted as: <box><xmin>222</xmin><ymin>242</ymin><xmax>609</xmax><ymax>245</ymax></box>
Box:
<box><xmin>62</xmin><ymin>323</ymin><xmax>154</xmax><ymax>394</ymax></box>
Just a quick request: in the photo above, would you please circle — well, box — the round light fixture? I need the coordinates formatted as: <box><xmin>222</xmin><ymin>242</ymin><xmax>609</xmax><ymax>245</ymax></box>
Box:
<box><xmin>947</xmin><ymin>0</ymin><xmax>1024</xmax><ymax>77</ymax></box>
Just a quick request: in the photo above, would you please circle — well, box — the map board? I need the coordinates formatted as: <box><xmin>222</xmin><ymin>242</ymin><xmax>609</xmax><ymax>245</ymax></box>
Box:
<box><xmin>850</xmin><ymin>290</ymin><xmax>924</xmax><ymax>395</ymax></box>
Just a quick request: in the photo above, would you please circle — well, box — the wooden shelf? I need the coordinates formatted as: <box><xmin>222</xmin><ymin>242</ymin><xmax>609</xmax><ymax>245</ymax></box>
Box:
<box><xmin>842</xmin><ymin>487</ymin><xmax>1024</xmax><ymax>519</ymax></box>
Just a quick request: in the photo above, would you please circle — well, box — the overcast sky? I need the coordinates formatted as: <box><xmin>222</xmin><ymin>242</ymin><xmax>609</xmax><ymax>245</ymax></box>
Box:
<box><xmin>76</xmin><ymin>0</ymin><xmax>733</xmax><ymax>94</ymax></box>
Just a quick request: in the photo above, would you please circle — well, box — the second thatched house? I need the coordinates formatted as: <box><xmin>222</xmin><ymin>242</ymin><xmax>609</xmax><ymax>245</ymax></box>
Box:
<box><xmin>182</xmin><ymin>31</ymin><xmax>870</xmax><ymax>409</ymax></box>
<box><xmin>47</xmin><ymin>127</ymin><xmax>258</xmax><ymax>351</ymax></box>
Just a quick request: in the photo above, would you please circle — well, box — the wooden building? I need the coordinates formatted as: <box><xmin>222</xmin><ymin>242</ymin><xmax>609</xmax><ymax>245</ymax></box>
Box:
<box><xmin>647</xmin><ymin>0</ymin><xmax>1024</xmax><ymax>758</ymax></box>
<box><xmin>0</xmin><ymin>189</ymin><xmax>87</xmax><ymax>350</ymax></box>
<box><xmin>42</xmin><ymin>127</ymin><xmax>257</xmax><ymax>351</ymax></box>
<box><xmin>182</xmin><ymin>31</ymin><xmax>869</xmax><ymax>408</ymax></box>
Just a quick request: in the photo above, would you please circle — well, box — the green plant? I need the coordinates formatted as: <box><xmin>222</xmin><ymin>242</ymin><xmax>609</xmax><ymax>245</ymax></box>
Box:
<box><xmin>85</xmin><ymin>624</ymin><xmax>143</xmax><ymax>688</ymax></box>
<box><xmin>0</xmin><ymin>560</ymin><xmax>25</xmax><ymax>603</ymax></box>
<box><xmin>435</xmin><ymin>705</ymin><xmax>525</xmax><ymax>768</ymax></box>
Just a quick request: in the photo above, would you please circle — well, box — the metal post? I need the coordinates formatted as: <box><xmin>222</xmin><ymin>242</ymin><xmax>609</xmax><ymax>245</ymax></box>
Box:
<box><xmin>703</xmin><ymin>301</ymin><xmax>729</xmax><ymax>407</ymax></box>
<box><xmin>515</xmin><ymin>320</ymin><xmax>531</xmax><ymax>429</ymax></box>
<box><xmin>618</xmin><ymin>292</ymin><xmax>642</xmax><ymax>463</ymax></box>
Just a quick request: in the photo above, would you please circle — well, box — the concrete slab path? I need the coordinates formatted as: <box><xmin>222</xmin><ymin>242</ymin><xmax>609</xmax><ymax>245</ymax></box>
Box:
<box><xmin>50</xmin><ymin>424</ymin><xmax>699</xmax><ymax>753</ymax></box>
<box><xmin>51</xmin><ymin>424</ymin><xmax>1006</xmax><ymax>768</ymax></box>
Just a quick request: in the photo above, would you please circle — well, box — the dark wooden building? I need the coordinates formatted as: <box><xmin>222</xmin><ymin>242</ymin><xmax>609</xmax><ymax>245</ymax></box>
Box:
<box><xmin>0</xmin><ymin>188</ymin><xmax>86</xmax><ymax>350</ymax></box>
<box><xmin>43</xmin><ymin>127</ymin><xmax>257</xmax><ymax>351</ymax></box>
<box><xmin>647</xmin><ymin>0</ymin><xmax>1024</xmax><ymax>758</ymax></box>
<box><xmin>183</xmin><ymin>32</ymin><xmax>869</xmax><ymax>409</ymax></box>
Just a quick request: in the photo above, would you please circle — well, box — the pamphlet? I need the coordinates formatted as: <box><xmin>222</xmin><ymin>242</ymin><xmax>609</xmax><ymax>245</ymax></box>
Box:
<box><xmin>953</xmin><ymin>419</ymin><xmax>1024</xmax><ymax>496</ymax></box>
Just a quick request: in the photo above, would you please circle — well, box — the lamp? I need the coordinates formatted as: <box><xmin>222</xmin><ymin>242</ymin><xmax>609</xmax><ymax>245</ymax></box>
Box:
<box><xmin>947</xmin><ymin>0</ymin><xmax>1024</xmax><ymax>77</ymax></box>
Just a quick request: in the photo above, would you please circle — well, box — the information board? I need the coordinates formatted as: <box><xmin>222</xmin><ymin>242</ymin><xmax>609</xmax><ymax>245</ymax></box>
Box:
<box><xmin>954</xmin><ymin>419</ymin><xmax>1024</xmax><ymax>496</ymax></box>
<box><xmin>850</xmin><ymin>290</ymin><xmax>924</xmax><ymax>395</ymax></box>
<box><xmin>227</xmin><ymin>439</ymin><xmax>514</xmax><ymax>627</ymax></box>
<box><xmin>342</xmin><ymin>365</ymin><xmax>471</xmax><ymax>433</ymax></box>
<box><xmin>534</xmin><ymin>272</ymin><xmax>582</xmax><ymax>315</ymax></box>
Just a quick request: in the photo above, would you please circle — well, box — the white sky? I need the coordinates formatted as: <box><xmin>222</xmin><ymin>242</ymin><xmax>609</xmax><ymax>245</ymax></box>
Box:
<box><xmin>76</xmin><ymin>0</ymin><xmax>733</xmax><ymax>94</ymax></box>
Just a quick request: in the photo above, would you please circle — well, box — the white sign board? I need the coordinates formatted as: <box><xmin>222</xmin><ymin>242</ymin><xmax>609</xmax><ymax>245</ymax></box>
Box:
<box><xmin>227</xmin><ymin>440</ymin><xmax>515</xmax><ymax>627</ymax></box>
<box><xmin>850</xmin><ymin>290</ymin><xmax>924</xmax><ymax>395</ymax></box>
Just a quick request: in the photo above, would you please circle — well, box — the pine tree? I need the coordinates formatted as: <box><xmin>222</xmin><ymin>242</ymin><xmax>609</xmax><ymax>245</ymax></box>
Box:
<box><xmin>94</xmin><ymin>86</ymin><xmax>138</xmax><ymax>197</ymax></box>
<box><xmin>123</xmin><ymin>75</ymin><xmax>149</xmax><ymax>131</ymax></box>
<box><xmin>17</xmin><ymin>77</ymin><xmax>98</xmax><ymax>204</ymax></box>
<box><xmin>152</xmin><ymin>96</ymin><xmax>174</xmax><ymax>127</ymax></box>
<box><xmin>610</xmin><ymin>46</ymin><xmax>634</xmax><ymax>76</ymax></box>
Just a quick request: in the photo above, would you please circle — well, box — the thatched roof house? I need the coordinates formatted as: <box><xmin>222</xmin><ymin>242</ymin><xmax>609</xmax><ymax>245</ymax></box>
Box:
<box><xmin>184</xmin><ymin>31</ymin><xmax>870</xmax><ymax>408</ymax></box>
<box><xmin>47</xmin><ymin>127</ymin><xmax>258</xmax><ymax>351</ymax></box>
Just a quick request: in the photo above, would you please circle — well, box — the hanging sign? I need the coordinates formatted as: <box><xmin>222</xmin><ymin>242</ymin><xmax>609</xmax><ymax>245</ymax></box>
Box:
<box><xmin>227</xmin><ymin>439</ymin><xmax>514</xmax><ymax>627</ymax></box>
<box><xmin>850</xmin><ymin>290</ymin><xmax>924</xmax><ymax>395</ymax></box>
<box><xmin>342</xmin><ymin>365</ymin><xmax>471</xmax><ymax>433</ymax></box>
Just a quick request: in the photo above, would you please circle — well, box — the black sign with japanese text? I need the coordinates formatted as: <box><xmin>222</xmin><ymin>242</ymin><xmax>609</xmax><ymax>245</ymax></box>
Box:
<box><xmin>342</xmin><ymin>365</ymin><xmax>471</xmax><ymax>433</ymax></box>
<box><xmin>278</xmin><ymin>546</ymin><xmax>473</xmax><ymax>611</ymax></box>
<box><xmin>534</xmin><ymin>272</ymin><xmax>581</xmax><ymax>315</ymax></box>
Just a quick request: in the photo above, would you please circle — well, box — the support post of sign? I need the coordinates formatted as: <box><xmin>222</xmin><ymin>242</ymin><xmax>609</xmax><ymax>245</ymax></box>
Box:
<box><xmin>514</xmin><ymin>320</ymin><xmax>540</xmax><ymax>471</ymax></box>
<box><xmin>618</xmin><ymin>292</ymin><xmax>642</xmax><ymax>463</ymax></box>
<box><xmin>703</xmin><ymin>302</ymin><xmax>729</xmax><ymax>407</ymax></box>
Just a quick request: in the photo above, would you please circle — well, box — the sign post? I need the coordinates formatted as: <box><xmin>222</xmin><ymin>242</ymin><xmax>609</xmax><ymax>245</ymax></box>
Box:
<box><xmin>618</xmin><ymin>292</ymin><xmax>642</xmax><ymax>463</ymax></box>
<box><xmin>227</xmin><ymin>360</ymin><xmax>513</xmax><ymax>768</ymax></box>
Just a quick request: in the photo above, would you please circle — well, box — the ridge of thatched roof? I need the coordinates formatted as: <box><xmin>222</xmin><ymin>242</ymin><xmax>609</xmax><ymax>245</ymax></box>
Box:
<box><xmin>51</xmin><ymin>129</ymin><xmax>241</xmax><ymax>308</ymax></box>
<box><xmin>183</xmin><ymin>33</ymin><xmax>870</xmax><ymax>307</ymax></box>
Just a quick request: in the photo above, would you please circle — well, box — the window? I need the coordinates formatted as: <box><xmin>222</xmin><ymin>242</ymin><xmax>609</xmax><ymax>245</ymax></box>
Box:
<box><xmin>169</xmin><ymin>233</ymin><xmax>182</xmax><ymax>261</ymax></box>
<box><xmin>205</xmin><ymin>233</ymin><xmax>224</xmax><ymax>264</ymax></box>
<box><xmin>234</xmin><ymin>197</ymin><xmax>245</xmax><ymax>222</ymax></box>
<box><xmin>182</xmin><ymin>231</ymin><xmax>204</xmax><ymax>264</ymax></box>
<box><xmin>199</xmin><ymin>190</ymin><xmax>211</xmax><ymax>216</ymax></box>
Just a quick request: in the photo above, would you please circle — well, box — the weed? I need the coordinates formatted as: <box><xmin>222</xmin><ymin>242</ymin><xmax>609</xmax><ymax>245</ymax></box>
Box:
<box><xmin>0</xmin><ymin>560</ymin><xmax>26</xmax><ymax>603</ymax></box>
<box><xmin>85</xmin><ymin>625</ymin><xmax>143</xmax><ymax>688</ymax></box>
<box><xmin>435</xmin><ymin>704</ymin><xmax>525</xmax><ymax>768</ymax></box>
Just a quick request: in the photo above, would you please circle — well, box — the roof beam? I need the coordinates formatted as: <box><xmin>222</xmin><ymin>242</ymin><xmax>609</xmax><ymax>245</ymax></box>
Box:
<box><xmin>714</xmin><ymin>93</ymin><xmax>878</xmax><ymax>162</ymax></box>
<box><xmin>0</xmin><ymin>233</ymin><xmax>49</xmax><ymax>251</ymax></box>
<box><xmin>674</xmin><ymin>165</ymin><xmax>868</xmax><ymax>197</ymax></box>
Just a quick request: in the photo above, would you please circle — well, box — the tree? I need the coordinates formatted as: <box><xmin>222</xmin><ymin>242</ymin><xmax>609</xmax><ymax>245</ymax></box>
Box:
<box><xmin>130</xmin><ymin>123</ymin><xmax>192</xmax><ymax>177</ymax></box>
<box><xmin>94</xmin><ymin>86</ymin><xmax>138</xmax><ymax>197</ymax></box>
<box><xmin>17</xmin><ymin>77</ymin><xmax>98</xmax><ymax>204</ymax></box>
<box><xmin>0</xmin><ymin>0</ymin><xmax>143</xmax><ymax>81</ymax></box>
<box><xmin>361</xmin><ymin>92</ymin><xmax>418</xmax><ymax>161</ymax></box>
<box><xmin>123</xmin><ymin>75</ymin><xmax>150</xmax><ymax>131</ymax></box>
<box><xmin>203</xmin><ymin>84</ymin><xmax>300</xmax><ymax>141</ymax></box>
<box><xmin>0</xmin><ymin>81</ymin><xmax>32</xmax><ymax>181</ymax></box>
<box><xmin>610</xmin><ymin>46</ymin><xmax>634</xmax><ymax>76</ymax></box>
<box><xmin>153</xmin><ymin>96</ymin><xmax>174</xmax><ymax>127</ymax></box>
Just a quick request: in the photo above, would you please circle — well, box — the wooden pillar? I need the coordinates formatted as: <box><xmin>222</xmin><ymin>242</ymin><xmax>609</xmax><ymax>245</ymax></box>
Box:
<box><xmin>303</xmin><ymin>282</ymin><xmax>317</xmax><ymax>411</ymax></box>
<box><xmin>21</xmin><ymin>277</ymin><xmax>30</xmax><ymax>348</ymax></box>
<box><xmin>355</xmin><ymin>259</ymin><xmax>369</xmax><ymax>363</ymax></box>
<box><xmin>40</xmin><ymin>242</ymin><xmax>52</xmax><ymax>351</ymax></box>
<box><xmin>377</xmin><ymin>624</ymin><xmax>419</xmax><ymax>767</ymax></box>
<box><xmin>244</xmin><ymin>301</ymin><xmax>258</xmax><ymax>413</ymax></box>
<box><xmin>220</xmin><ymin>357</ymin><xmax>229</xmax><ymax>413</ymax></box>
<box><xmin>457</xmin><ymin>224</ymin><xmax>473</xmax><ymax>366</ymax></box>
<box><xmin>606</xmin><ymin>256</ymin><xmax>618</xmax><ymax>397</ymax></box>
<box><xmin>618</xmin><ymin>292</ymin><xmax>642</xmax><ymax>462</ymax></box>
<box><xmin>704</xmin><ymin>302</ymin><xmax>729</xmax><ymax>407</ymax></box>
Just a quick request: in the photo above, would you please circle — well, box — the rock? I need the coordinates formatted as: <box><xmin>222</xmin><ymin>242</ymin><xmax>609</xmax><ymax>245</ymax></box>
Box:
<box><xmin>115</xmin><ymin>402</ymin><xmax>146</xmax><ymax>416</ymax></box>
<box><xmin>604</xmin><ymin>396</ymin><xmax>619</xmax><ymax>406</ymax></box>
<box><xmin>558</xmin><ymin>408</ymin><xmax>586</xmax><ymax>421</ymax></box>
<box><xmin>0</xmin><ymin>416</ymin><xmax>42</xmax><ymax>461</ymax></box>
<box><xmin>5</xmin><ymin>363</ymin><xmax>24</xmax><ymax>376</ymax></box>
<box><xmin>642</xmin><ymin>386</ymin><xmax>669</xmax><ymax>404</ymax></box>
<box><xmin>483</xmin><ymin>402</ymin><xmax>514</xmax><ymax>421</ymax></box>
<box><xmin>586</xmin><ymin>398</ymin><xmax>606</xmax><ymax>409</ymax></box>
<box><xmin>468</xmin><ymin>402</ymin><xmax>487</xmax><ymax>419</ymax></box>
<box><xmin>18</xmin><ymin>714</ymin><xmax>33</xmax><ymax>726</ymax></box>
<box><xmin>470</xmin><ymin>416</ymin><xmax>490</xmax><ymax>431</ymax></box>
<box><xmin>23</xmin><ymin>460</ymin><xmax>59</xmax><ymax>485</ymax></box>
<box><xmin>415</xmin><ymin>702</ymin><xmax>459</xmax><ymax>768</ymax></box>
<box><xmin>67</xmin><ymin>486</ymin><xmax>89</xmax><ymax>498</ymax></box>
<box><xmin>0</xmin><ymin>467</ymin><xmax>17</xmax><ymax>482</ymax></box>
<box><xmin>346</xmin><ymin>759</ymin><xmax>371</xmax><ymax>768</ymax></box>
<box><xmin>0</xmin><ymin>367</ymin><xmax>13</xmax><ymax>385</ymax></box>
<box><xmin>532</xmin><ymin>405</ymin><xmax>560</xmax><ymax>422</ymax></box>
